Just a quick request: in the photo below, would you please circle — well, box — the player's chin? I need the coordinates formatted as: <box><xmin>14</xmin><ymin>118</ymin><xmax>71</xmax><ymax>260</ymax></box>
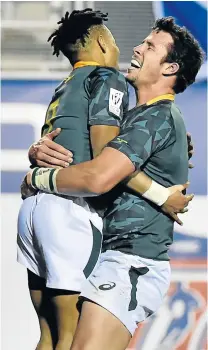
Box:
<box><xmin>126</xmin><ymin>68</ymin><xmax>139</xmax><ymax>82</ymax></box>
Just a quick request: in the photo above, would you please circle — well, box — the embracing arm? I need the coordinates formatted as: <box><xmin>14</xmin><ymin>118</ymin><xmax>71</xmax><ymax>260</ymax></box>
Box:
<box><xmin>29</xmin><ymin>147</ymin><xmax>135</xmax><ymax>197</ymax></box>
<box><xmin>126</xmin><ymin>171</ymin><xmax>151</xmax><ymax>194</ymax></box>
<box><xmin>26</xmin><ymin>144</ymin><xmax>193</xmax><ymax>226</ymax></box>
<box><xmin>124</xmin><ymin>171</ymin><xmax>192</xmax><ymax>224</ymax></box>
<box><xmin>91</xmin><ymin>126</ymin><xmax>169</xmax><ymax>202</ymax></box>
<box><xmin>125</xmin><ymin>129</ymin><xmax>195</xmax><ymax>195</ymax></box>
<box><xmin>27</xmin><ymin>126</ymin><xmax>169</xmax><ymax>200</ymax></box>
<box><xmin>24</xmin><ymin>126</ymin><xmax>193</xmax><ymax>225</ymax></box>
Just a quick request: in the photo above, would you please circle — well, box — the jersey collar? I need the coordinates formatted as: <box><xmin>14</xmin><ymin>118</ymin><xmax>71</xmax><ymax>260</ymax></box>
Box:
<box><xmin>73</xmin><ymin>61</ymin><xmax>100</xmax><ymax>69</ymax></box>
<box><xmin>146</xmin><ymin>94</ymin><xmax>175</xmax><ymax>106</ymax></box>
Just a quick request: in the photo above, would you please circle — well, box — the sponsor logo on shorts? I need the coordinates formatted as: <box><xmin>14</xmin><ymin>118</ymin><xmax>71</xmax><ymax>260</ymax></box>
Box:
<box><xmin>99</xmin><ymin>282</ymin><xmax>116</xmax><ymax>291</ymax></box>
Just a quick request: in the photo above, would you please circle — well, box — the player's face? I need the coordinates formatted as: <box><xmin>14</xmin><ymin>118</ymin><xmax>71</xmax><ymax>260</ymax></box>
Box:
<box><xmin>126</xmin><ymin>30</ymin><xmax>174</xmax><ymax>87</ymax></box>
<box><xmin>104</xmin><ymin>29</ymin><xmax>120</xmax><ymax>69</ymax></box>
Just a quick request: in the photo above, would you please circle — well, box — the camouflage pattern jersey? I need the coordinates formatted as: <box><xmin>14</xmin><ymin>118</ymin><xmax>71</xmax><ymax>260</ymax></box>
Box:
<box><xmin>41</xmin><ymin>63</ymin><xmax>129</xmax><ymax>164</ymax></box>
<box><xmin>102</xmin><ymin>96</ymin><xmax>189</xmax><ymax>261</ymax></box>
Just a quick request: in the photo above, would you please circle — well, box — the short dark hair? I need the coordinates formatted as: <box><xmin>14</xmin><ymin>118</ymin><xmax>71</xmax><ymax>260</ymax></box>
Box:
<box><xmin>48</xmin><ymin>9</ymin><xmax>108</xmax><ymax>62</ymax></box>
<box><xmin>152</xmin><ymin>17</ymin><xmax>204</xmax><ymax>94</ymax></box>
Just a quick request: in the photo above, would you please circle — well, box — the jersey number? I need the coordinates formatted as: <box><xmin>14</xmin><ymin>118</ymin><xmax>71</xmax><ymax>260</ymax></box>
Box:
<box><xmin>42</xmin><ymin>75</ymin><xmax>74</xmax><ymax>136</ymax></box>
<box><xmin>42</xmin><ymin>98</ymin><xmax>60</xmax><ymax>136</ymax></box>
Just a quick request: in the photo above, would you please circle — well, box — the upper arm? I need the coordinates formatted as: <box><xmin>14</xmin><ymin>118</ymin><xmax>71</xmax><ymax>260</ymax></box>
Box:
<box><xmin>90</xmin><ymin>125</ymin><xmax>120</xmax><ymax>157</ymax></box>
<box><xmin>90</xmin><ymin>147</ymin><xmax>135</xmax><ymax>193</ymax></box>
<box><xmin>88</xmin><ymin>68</ymin><xmax>129</xmax><ymax>128</ymax></box>
<box><xmin>55</xmin><ymin>146</ymin><xmax>135</xmax><ymax>196</ymax></box>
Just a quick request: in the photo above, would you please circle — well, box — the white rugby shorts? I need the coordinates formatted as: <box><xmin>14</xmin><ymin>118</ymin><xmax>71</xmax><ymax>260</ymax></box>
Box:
<box><xmin>78</xmin><ymin>250</ymin><xmax>171</xmax><ymax>335</ymax></box>
<box><xmin>17</xmin><ymin>192</ymin><xmax>103</xmax><ymax>291</ymax></box>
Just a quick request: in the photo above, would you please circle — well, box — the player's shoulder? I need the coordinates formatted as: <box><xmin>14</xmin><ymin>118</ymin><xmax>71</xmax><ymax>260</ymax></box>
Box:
<box><xmin>156</xmin><ymin>101</ymin><xmax>184</xmax><ymax>128</ymax></box>
<box><xmin>129</xmin><ymin>101</ymin><xmax>176</xmax><ymax>133</ymax></box>
<box><xmin>170</xmin><ymin>102</ymin><xmax>183</xmax><ymax>119</ymax></box>
<box><xmin>147</xmin><ymin>101</ymin><xmax>175</xmax><ymax>124</ymax></box>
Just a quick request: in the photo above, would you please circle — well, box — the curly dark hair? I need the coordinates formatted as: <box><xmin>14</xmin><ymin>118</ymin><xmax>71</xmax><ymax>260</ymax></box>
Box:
<box><xmin>152</xmin><ymin>17</ymin><xmax>204</xmax><ymax>93</ymax></box>
<box><xmin>48</xmin><ymin>9</ymin><xmax>108</xmax><ymax>62</ymax></box>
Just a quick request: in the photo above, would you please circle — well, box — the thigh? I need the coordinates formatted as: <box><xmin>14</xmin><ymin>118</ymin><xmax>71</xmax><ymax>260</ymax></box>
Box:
<box><xmin>17</xmin><ymin>195</ymin><xmax>44</xmax><ymax>275</ymax></box>
<box><xmin>17</xmin><ymin>195</ymin><xmax>36</xmax><ymax>247</ymax></box>
<box><xmin>133</xmin><ymin>257</ymin><xmax>171</xmax><ymax>321</ymax></box>
<box><xmin>71</xmin><ymin>301</ymin><xmax>131</xmax><ymax>350</ymax></box>
<box><xmin>51</xmin><ymin>293</ymin><xmax>79</xmax><ymax>346</ymax></box>
<box><xmin>33</xmin><ymin>194</ymin><xmax>103</xmax><ymax>291</ymax></box>
<box><xmin>18</xmin><ymin>195</ymin><xmax>36</xmax><ymax>238</ymax></box>
<box><xmin>78</xmin><ymin>251</ymin><xmax>134</xmax><ymax>333</ymax></box>
<box><xmin>79</xmin><ymin>251</ymin><xmax>171</xmax><ymax>336</ymax></box>
<box><xmin>28</xmin><ymin>270</ymin><xmax>58</xmax><ymax>348</ymax></box>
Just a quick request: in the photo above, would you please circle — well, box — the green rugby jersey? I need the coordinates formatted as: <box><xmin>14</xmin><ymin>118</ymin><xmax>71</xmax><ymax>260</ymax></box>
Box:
<box><xmin>41</xmin><ymin>62</ymin><xmax>129</xmax><ymax>164</ymax></box>
<box><xmin>102</xmin><ymin>95</ymin><xmax>189</xmax><ymax>261</ymax></box>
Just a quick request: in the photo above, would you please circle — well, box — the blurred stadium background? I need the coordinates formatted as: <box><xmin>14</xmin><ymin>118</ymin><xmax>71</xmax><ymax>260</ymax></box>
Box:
<box><xmin>1</xmin><ymin>1</ymin><xmax>207</xmax><ymax>349</ymax></box>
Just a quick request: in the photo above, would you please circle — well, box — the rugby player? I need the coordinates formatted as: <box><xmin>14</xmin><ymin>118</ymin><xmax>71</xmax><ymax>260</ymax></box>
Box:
<box><xmin>26</xmin><ymin>17</ymin><xmax>204</xmax><ymax>350</ymax></box>
<box><xmin>18</xmin><ymin>9</ymin><xmax>124</xmax><ymax>349</ymax></box>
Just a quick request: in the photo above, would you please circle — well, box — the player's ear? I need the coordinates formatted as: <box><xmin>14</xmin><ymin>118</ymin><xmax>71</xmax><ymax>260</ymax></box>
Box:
<box><xmin>97</xmin><ymin>35</ymin><xmax>107</xmax><ymax>54</ymax></box>
<box><xmin>162</xmin><ymin>62</ymin><xmax>179</xmax><ymax>76</ymax></box>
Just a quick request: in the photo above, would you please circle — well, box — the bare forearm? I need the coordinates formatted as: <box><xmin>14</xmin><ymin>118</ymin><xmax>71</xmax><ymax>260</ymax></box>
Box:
<box><xmin>55</xmin><ymin>161</ymin><xmax>100</xmax><ymax>196</ymax></box>
<box><xmin>126</xmin><ymin>170</ymin><xmax>171</xmax><ymax>206</ymax></box>
<box><xmin>30</xmin><ymin>148</ymin><xmax>135</xmax><ymax>196</ymax></box>
<box><xmin>126</xmin><ymin>171</ymin><xmax>152</xmax><ymax>194</ymax></box>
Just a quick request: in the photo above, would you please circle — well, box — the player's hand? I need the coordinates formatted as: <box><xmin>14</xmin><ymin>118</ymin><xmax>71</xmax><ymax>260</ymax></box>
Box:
<box><xmin>187</xmin><ymin>132</ymin><xmax>194</xmax><ymax>168</ymax></box>
<box><xmin>161</xmin><ymin>182</ymin><xmax>194</xmax><ymax>225</ymax></box>
<box><xmin>26</xmin><ymin>172</ymin><xmax>32</xmax><ymax>186</ymax></box>
<box><xmin>20</xmin><ymin>173</ymin><xmax>37</xmax><ymax>200</ymax></box>
<box><xmin>28</xmin><ymin>128</ymin><xmax>73</xmax><ymax>168</ymax></box>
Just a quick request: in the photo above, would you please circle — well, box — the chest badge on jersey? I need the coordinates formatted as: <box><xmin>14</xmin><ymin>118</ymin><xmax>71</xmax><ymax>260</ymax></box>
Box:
<box><xmin>109</xmin><ymin>88</ymin><xmax>124</xmax><ymax>117</ymax></box>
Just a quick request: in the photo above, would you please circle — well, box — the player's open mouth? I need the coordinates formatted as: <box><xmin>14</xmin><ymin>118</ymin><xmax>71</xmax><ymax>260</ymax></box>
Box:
<box><xmin>130</xmin><ymin>59</ymin><xmax>141</xmax><ymax>69</ymax></box>
<box><xmin>127</xmin><ymin>59</ymin><xmax>142</xmax><ymax>73</ymax></box>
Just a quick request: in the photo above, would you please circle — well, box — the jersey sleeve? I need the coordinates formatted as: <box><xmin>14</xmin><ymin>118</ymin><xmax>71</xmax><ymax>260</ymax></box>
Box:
<box><xmin>87</xmin><ymin>68</ymin><xmax>129</xmax><ymax>127</ymax></box>
<box><xmin>106</xmin><ymin>106</ymin><xmax>176</xmax><ymax>170</ymax></box>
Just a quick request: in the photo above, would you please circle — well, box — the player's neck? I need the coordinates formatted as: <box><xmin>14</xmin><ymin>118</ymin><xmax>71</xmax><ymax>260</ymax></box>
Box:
<box><xmin>136</xmin><ymin>85</ymin><xmax>174</xmax><ymax>106</ymax></box>
<box><xmin>76</xmin><ymin>53</ymin><xmax>105</xmax><ymax>66</ymax></box>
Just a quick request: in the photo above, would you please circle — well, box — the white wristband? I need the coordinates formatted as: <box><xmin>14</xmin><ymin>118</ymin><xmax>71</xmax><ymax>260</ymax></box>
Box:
<box><xmin>31</xmin><ymin>167</ymin><xmax>59</xmax><ymax>193</ymax></box>
<box><xmin>142</xmin><ymin>180</ymin><xmax>170</xmax><ymax>206</ymax></box>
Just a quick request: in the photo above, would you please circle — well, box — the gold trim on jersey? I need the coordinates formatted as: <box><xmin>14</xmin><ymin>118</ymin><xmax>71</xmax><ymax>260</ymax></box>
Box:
<box><xmin>43</xmin><ymin>98</ymin><xmax>60</xmax><ymax>135</ymax></box>
<box><xmin>64</xmin><ymin>61</ymin><xmax>100</xmax><ymax>83</ymax></box>
<box><xmin>146</xmin><ymin>94</ymin><xmax>175</xmax><ymax>106</ymax></box>
<box><xmin>64</xmin><ymin>75</ymin><xmax>74</xmax><ymax>83</ymax></box>
<box><xmin>73</xmin><ymin>61</ymin><xmax>100</xmax><ymax>69</ymax></box>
